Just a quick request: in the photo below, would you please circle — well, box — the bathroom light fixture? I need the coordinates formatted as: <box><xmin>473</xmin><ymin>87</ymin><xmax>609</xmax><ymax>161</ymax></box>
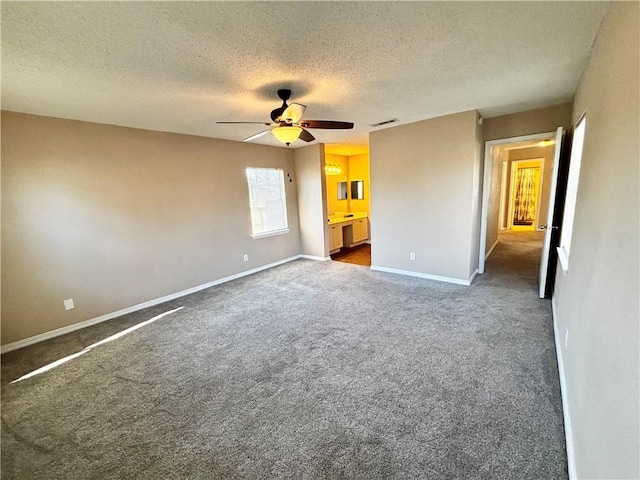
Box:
<box><xmin>272</xmin><ymin>126</ymin><xmax>302</xmax><ymax>146</ymax></box>
<box><xmin>325</xmin><ymin>163</ymin><xmax>343</xmax><ymax>175</ymax></box>
<box><xmin>537</xmin><ymin>139</ymin><xmax>556</xmax><ymax>147</ymax></box>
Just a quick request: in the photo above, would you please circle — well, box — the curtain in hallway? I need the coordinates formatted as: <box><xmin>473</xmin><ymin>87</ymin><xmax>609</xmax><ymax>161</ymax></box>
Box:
<box><xmin>513</xmin><ymin>167</ymin><xmax>537</xmax><ymax>225</ymax></box>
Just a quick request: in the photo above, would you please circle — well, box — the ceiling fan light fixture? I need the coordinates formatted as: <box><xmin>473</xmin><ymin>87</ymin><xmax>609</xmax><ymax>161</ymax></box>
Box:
<box><xmin>272</xmin><ymin>126</ymin><xmax>302</xmax><ymax>145</ymax></box>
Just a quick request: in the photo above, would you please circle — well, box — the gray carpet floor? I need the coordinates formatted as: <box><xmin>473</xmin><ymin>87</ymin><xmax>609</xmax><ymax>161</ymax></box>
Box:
<box><xmin>1</xmin><ymin>231</ymin><xmax>567</xmax><ymax>479</ymax></box>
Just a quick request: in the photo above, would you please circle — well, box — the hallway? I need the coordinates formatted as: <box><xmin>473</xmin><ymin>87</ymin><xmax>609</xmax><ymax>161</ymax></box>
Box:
<box><xmin>481</xmin><ymin>231</ymin><xmax>545</xmax><ymax>288</ymax></box>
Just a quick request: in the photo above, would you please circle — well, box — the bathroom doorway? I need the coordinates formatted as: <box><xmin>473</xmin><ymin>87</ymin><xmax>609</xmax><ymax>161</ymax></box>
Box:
<box><xmin>507</xmin><ymin>159</ymin><xmax>544</xmax><ymax>232</ymax></box>
<box><xmin>324</xmin><ymin>145</ymin><xmax>371</xmax><ymax>266</ymax></box>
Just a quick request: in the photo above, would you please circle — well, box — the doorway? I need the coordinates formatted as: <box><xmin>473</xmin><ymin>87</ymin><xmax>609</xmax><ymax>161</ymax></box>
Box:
<box><xmin>324</xmin><ymin>145</ymin><xmax>371</xmax><ymax>266</ymax></box>
<box><xmin>479</xmin><ymin>128</ymin><xmax>564</xmax><ymax>297</ymax></box>
<box><xmin>507</xmin><ymin>159</ymin><xmax>544</xmax><ymax>232</ymax></box>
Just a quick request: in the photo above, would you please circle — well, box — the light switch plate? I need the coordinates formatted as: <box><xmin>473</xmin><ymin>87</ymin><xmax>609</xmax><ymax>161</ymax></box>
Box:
<box><xmin>64</xmin><ymin>298</ymin><xmax>75</xmax><ymax>311</ymax></box>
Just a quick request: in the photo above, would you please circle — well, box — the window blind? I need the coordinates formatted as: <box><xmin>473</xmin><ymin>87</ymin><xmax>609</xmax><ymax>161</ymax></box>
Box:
<box><xmin>246</xmin><ymin>167</ymin><xmax>289</xmax><ymax>238</ymax></box>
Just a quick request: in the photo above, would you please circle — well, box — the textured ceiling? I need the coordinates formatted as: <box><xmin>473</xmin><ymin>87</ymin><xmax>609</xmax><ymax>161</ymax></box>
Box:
<box><xmin>1</xmin><ymin>1</ymin><xmax>609</xmax><ymax>149</ymax></box>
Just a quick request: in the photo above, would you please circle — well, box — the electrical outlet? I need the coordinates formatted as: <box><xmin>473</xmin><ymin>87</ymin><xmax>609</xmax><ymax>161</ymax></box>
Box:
<box><xmin>565</xmin><ymin>328</ymin><xmax>569</xmax><ymax>347</ymax></box>
<box><xmin>64</xmin><ymin>298</ymin><xmax>75</xmax><ymax>311</ymax></box>
<box><xmin>243</xmin><ymin>254</ymin><xmax>249</xmax><ymax>262</ymax></box>
<box><xmin>409</xmin><ymin>253</ymin><xmax>416</xmax><ymax>261</ymax></box>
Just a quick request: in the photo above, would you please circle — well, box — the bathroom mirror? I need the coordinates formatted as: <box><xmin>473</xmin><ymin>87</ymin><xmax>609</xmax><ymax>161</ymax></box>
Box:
<box><xmin>351</xmin><ymin>180</ymin><xmax>364</xmax><ymax>200</ymax></box>
<box><xmin>337</xmin><ymin>182</ymin><xmax>348</xmax><ymax>200</ymax></box>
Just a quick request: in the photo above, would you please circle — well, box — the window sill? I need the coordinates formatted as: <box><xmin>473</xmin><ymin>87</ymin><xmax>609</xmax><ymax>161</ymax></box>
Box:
<box><xmin>557</xmin><ymin>246</ymin><xmax>570</xmax><ymax>274</ymax></box>
<box><xmin>251</xmin><ymin>228</ymin><xmax>290</xmax><ymax>239</ymax></box>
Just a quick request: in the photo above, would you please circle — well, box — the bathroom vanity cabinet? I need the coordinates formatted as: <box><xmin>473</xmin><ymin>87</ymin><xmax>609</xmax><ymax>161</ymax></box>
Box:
<box><xmin>327</xmin><ymin>214</ymin><xmax>369</xmax><ymax>253</ymax></box>
<box><xmin>351</xmin><ymin>218</ymin><xmax>368</xmax><ymax>244</ymax></box>
<box><xmin>329</xmin><ymin>225</ymin><xmax>344</xmax><ymax>251</ymax></box>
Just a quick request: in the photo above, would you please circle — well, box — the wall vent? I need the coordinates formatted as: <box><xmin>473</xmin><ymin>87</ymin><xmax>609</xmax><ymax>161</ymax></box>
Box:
<box><xmin>369</xmin><ymin>118</ymin><xmax>399</xmax><ymax>127</ymax></box>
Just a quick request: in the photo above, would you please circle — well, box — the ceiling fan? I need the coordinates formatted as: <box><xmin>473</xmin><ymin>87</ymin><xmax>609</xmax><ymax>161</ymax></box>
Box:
<box><xmin>217</xmin><ymin>89</ymin><xmax>354</xmax><ymax>146</ymax></box>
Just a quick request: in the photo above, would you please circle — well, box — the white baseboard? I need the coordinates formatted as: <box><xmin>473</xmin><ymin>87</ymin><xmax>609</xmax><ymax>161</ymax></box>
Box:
<box><xmin>370</xmin><ymin>265</ymin><xmax>473</xmax><ymax>286</ymax></box>
<box><xmin>485</xmin><ymin>239</ymin><xmax>499</xmax><ymax>260</ymax></box>
<box><xmin>300</xmin><ymin>254</ymin><xmax>331</xmax><ymax>261</ymax></box>
<box><xmin>551</xmin><ymin>296</ymin><xmax>577</xmax><ymax>479</ymax></box>
<box><xmin>1</xmin><ymin>254</ymin><xmax>303</xmax><ymax>354</ymax></box>
<box><xmin>468</xmin><ymin>268</ymin><xmax>479</xmax><ymax>284</ymax></box>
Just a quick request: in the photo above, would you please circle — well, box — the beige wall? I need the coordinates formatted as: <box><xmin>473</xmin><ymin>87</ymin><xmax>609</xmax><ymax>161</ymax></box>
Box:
<box><xmin>553</xmin><ymin>3</ymin><xmax>639</xmax><ymax>478</ymax></box>
<box><xmin>370</xmin><ymin>110</ymin><xmax>480</xmax><ymax>282</ymax></box>
<box><xmin>293</xmin><ymin>144</ymin><xmax>328</xmax><ymax>259</ymax></box>
<box><xmin>1</xmin><ymin>112</ymin><xmax>302</xmax><ymax>346</ymax></box>
<box><xmin>483</xmin><ymin>103</ymin><xmax>573</xmax><ymax>142</ymax></box>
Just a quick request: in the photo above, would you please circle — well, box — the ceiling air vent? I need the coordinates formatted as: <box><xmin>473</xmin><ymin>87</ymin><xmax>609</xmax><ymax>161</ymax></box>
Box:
<box><xmin>369</xmin><ymin>118</ymin><xmax>399</xmax><ymax>127</ymax></box>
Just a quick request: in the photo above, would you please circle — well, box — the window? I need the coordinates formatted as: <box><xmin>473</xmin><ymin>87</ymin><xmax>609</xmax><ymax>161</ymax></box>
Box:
<box><xmin>245</xmin><ymin>167</ymin><xmax>289</xmax><ymax>238</ymax></box>
<box><xmin>557</xmin><ymin>115</ymin><xmax>586</xmax><ymax>272</ymax></box>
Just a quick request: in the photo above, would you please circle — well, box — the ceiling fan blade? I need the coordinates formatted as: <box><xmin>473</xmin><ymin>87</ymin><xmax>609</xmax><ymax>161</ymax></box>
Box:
<box><xmin>243</xmin><ymin>130</ymin><xmax>270</xmax><ymax>142</ymax></box>
<box><xmin>280</xmin><ymin>103</ymin><xmax>306</xmax><ymax>123</ymax></box>
<box><xmin>299</xmin><ymin>128</ymin><xmax>315</xmax><ymax>143</ymax></box>
<box><xmin>217</xmin><ymin>121</ymin><xmax>272</xmax><ymax>125</ymax></box>
<box><xmin>299</xmin><ymin>120</ymin><xmax>354</xmax><ymax>129</ymax></box>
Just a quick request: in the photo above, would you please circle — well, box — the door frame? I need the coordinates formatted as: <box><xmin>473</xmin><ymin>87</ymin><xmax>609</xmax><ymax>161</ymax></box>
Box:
<box><xmin>498</xmin><ymin>159</ymin><xmax>509</xmax><ymax>231</ymax></box>
<box><xmin>478</xmin><ymin>132</ymin><xmax>556</xmax><ymax>274</ymax></box>
<box><xmin>507</xmin><ymin>158</ymin><xmax>545</xmax><ymax>231</ymax></box>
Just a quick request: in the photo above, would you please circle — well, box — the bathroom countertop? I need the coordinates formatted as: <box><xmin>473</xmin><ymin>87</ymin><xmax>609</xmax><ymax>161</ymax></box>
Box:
<box><xmin>327</xmin><ymin>213</ymin><xmax>368</xmax><ymax>226</ymax></box>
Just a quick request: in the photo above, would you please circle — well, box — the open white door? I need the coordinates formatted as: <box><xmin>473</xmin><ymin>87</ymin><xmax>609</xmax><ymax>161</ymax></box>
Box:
<box><xmin>538</xmin><ymin>127</ymin><xmax>564</xmax><ymax>298</ymax></box>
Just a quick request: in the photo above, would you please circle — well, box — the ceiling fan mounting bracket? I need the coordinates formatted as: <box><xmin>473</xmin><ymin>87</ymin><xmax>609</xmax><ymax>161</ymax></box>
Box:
<box><xmin>271</xmin><ymin>89</ymin><xmax>293</xmax><ymax>122</ymax></box>
<box><xmin>277</xmin><ymin>89</ymin><xmax>292</xmax><ymax>102</ymax></box>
